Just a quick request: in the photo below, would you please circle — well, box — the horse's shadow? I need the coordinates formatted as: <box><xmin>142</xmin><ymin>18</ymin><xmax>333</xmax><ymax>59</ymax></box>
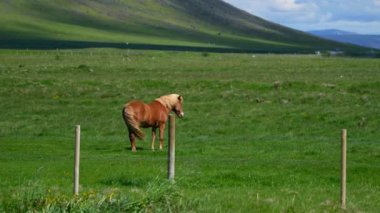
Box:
<box><xmin>124</xmin><ymin>146</ymin><xmax>168</xmax><ymax>152</ymax></box>
<box><xmin>125</xmin><ymin>146</ymin><xmax>144</xmax><ymax>151</ymax></box>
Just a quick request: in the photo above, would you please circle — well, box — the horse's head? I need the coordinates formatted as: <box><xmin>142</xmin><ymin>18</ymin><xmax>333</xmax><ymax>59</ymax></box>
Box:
<box><xmin>156</xmin><ymin>94</ymin><xmax>185</xmax><ymax>118</ymax></box>
<box><xmin>172</xmin><ymin>95</ymin><xmax>184</xmax><ymax>118</ymax></box>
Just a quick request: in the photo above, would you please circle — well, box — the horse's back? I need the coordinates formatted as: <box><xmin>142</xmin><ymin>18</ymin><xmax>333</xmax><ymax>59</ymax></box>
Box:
<box><xmin>124</xmin><ymin>100</ymin><xmax>145</xmax><ymax>111</ymax></box>
<box><xmin>124</xmin><ymin>100</ymin><xmax>150</xmax><ymax>120</ymax></box>
<box><xmin>123</xmin><ymin>99</ymin><xmax>169</xmax><ymax>128</ymax></box>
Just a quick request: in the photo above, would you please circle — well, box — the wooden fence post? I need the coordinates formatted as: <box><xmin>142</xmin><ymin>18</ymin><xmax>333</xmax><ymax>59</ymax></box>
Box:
<box><xmin>167</xmin><ymin>115</ymin><xmax>175</xmax><ymax>182</ymax></box>
<box><xmin>341</xmin><ymin>129</ymin><xmax>347</xmax><ymax>209</ymax></box>
<box><xmin>73</xmin><ymin>125</ymin><xmax>81</xmax><ymax>195</ymax></box>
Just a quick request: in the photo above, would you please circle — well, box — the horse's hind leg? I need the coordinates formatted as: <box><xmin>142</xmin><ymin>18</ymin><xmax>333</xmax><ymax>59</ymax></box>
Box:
<box><xmin>129</xmin><ymin>131</ymin><xmax>137</xmax><ymax>152</ymax></box>
<box><xmin>151</xmin><ymin>127</ymin><xmax>157</xmax><ymax>150</ymax></box>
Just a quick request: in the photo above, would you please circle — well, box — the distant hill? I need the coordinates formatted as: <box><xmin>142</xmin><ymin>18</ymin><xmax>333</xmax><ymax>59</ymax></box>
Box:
<box><xmin>308</xmin><ymin>29</ymin><xmax>358</xmax><ymax>36</ymax></box>
<box><xmin>0</xmin><ymin>0</ymin><xmax>370</xmax><ymax>53</ymax></box>
<box><xmin>308</xmin><ymin>29</ymin><xmax>380</xmax><ymax>50</ymax></box>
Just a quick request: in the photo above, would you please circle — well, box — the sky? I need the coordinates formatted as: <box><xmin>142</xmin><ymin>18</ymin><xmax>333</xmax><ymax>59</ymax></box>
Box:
<box><xmin>222</xmin><ymin>0</ymin><xmax>380</xmax><ymax>34</ymax></box>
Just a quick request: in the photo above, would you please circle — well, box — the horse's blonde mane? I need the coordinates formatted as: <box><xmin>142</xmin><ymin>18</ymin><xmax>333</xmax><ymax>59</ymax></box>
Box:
<box><xmin>155</xmin><ymin>94</ymin><xmax>182</xmax><ymax>110</ymax></box>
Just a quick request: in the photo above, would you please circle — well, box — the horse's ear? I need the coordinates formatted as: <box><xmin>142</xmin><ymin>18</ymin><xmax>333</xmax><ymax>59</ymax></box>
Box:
<box><xmin>178</xmin><ymin>95</ymin><xmax>183</xmax><ymax>102</ymax></box>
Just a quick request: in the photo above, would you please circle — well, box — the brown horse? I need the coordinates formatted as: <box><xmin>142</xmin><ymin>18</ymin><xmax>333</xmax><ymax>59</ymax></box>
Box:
<box><xmin>122</xmin><ymin>94</ymin><xmax>184</xmax><ymax>152</ymax></box>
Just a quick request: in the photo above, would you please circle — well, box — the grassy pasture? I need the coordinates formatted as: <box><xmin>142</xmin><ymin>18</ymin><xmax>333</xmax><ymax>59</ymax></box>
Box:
<box><xmin>0</xmin><ymin>49</ymin><xmax>380</xmax><ymax>212</ymax></box>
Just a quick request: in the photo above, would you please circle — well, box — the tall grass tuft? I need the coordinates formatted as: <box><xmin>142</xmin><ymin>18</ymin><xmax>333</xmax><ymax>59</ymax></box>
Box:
<box><xmin>126</xmin><ymin>178</ymin><xmax>189</xmax><ymax>212</ymax></box>
<box><xmin>0</xmin><ymin>179</ymin><xmax>197</xmax><ymax>212</ymax></box>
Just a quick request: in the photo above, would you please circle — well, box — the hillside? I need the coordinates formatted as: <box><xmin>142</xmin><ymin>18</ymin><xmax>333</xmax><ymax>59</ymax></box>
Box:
<box><xmin>0</xmin><ymin>0</ymin><xmax>369</xmax><ymax>53</ymax></box>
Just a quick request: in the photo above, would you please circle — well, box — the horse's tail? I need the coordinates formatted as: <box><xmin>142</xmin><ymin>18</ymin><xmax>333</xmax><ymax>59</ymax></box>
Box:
<box><xmin>122</xmin><ymin>105</ymin><xmax>145</xmax><ymax>140</ymax></box>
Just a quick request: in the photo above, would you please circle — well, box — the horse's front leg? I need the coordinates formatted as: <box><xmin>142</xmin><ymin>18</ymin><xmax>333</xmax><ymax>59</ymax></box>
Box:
<box><xmin>159</xmin><ymin>123</ymin><xmax>166</xmax><ymax>150</ymax></box>
<box><xmin>151</xmin><ymin>127</ymin><xmax>157</xmax><ymax>150</ymax></box>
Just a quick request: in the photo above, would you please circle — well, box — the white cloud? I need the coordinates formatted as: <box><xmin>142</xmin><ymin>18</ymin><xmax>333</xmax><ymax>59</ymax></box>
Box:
<box><xmin>234</xmin><ymin>0</ymin><xmax>319</xmax><ymax>24</ymax></box>
<box><xmin>223</xmin><ymin>0</ymin><xmax>380</xmax><ymax>34</ymax></box>
<box><xmin>271</xmin><ymin>0</ymin><xmax>303</xmax><ymax>11</ymax></box>
<box><xmin>270</xmin><ymin>0</ymin><xmax>308</xmax><ymax>11</ymax></box>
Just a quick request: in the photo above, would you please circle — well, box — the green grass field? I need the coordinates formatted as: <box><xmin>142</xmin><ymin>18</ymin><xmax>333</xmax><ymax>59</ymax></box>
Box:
<box><xmin>0</xmin><ymin>49</ymin><xmax>379</xmax><ymax>212</ymax></box>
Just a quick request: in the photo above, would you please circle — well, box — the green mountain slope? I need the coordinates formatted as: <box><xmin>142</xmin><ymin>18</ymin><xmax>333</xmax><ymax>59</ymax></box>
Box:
<box><xmin>0</xmin><ymin>0</ymin><xmax>369</xmax><ymax>52</ymax></box>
